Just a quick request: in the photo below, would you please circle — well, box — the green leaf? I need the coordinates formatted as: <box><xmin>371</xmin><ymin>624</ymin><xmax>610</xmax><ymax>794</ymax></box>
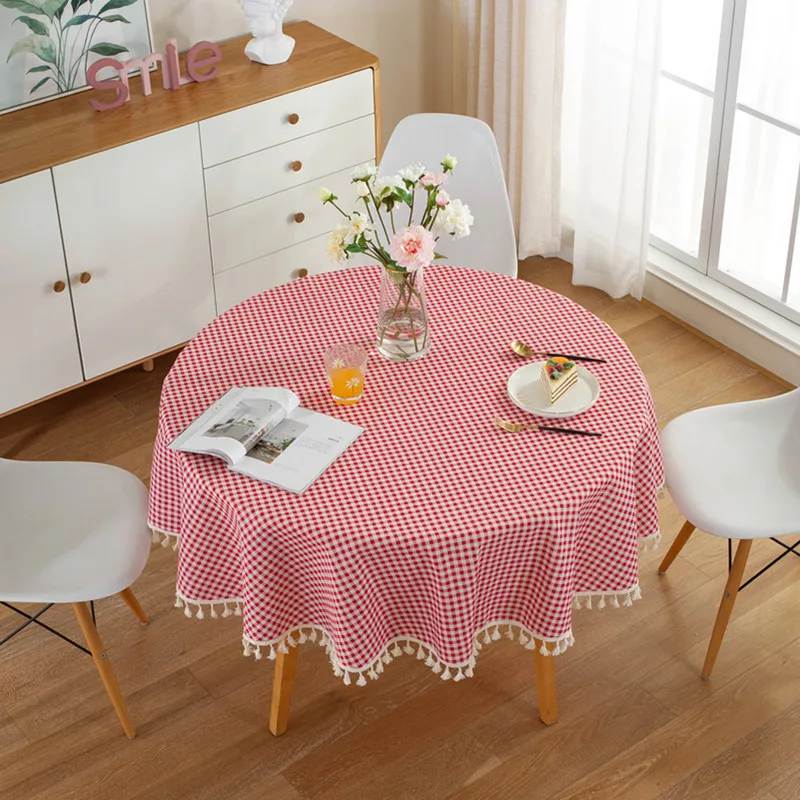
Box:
<box><xmin>433</xmin><ymin>252</ymin><xmax>447</xmax><ymax>260</ymax></box>
<box><xmin>101</xmin><ymin>13</ymin><xmax>130</xmax><ymax>22</ymax></box>
<box><xmin>27</xmin><ymin>64</ymin><xmax>51</xmax><ymax>72</ymax></box>
<box><xmin>98</xmin><ymin>0</ymin><xmax>138</xmax><ymax>12</ymax></box>
<box><xmin>71</xmin><ymin>0</ymin><xmax>90</xmax><ymax>11</ymax></box>
<box><xmin>88</xmin><ymin>41</ymin><xmax>129</xmax><ymax>56</ymax></box>
<box><xmin>14</xmin><ymin>14</ymin><xmax>48</xmax><ymax>34</ymax></box>
<box><xmin>30</xmin><ymin>75</ymin><xmax>52</xmax><ymax>93</ymax></box>
<box><xmin>7</xmin><ymin>34</ymin><xmax>56</xmax><ymax>64</ymax></box>
<box><xmin>63</xmin><ymin>12</ymin><xmax>95</xmax><ymax>28</ymax></box>
<box><xmin>396</xmin><ymin>188</ymin><xmax>414</xmax><ymax>208</ymax></box>
<box><xmin>0</xmin><ymin>0</ymin><xmax>45</xmax><ymax>14</ymax></box>
<box><xmin>345</xmin><ymin>243</ymin><xmax>367</xmax><ymax>254</ymax></box>
<box><xmin>41</xmin><ymin>0</ymin><xmax>69</xmax><ymax>19</ymax></box>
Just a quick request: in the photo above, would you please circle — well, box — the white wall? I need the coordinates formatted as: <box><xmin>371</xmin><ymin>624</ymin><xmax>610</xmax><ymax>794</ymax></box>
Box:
<box><xmin>146</xmin><ymin>0</ymin><xmax>451</xmax><ymax>141</ymax></box>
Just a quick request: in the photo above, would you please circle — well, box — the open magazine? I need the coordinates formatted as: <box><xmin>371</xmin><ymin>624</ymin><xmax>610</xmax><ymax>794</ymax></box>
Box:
<box><xmin>169</xmin><ymin>387</ymin><xmax>363</xmax><ymax>495</ymax></box>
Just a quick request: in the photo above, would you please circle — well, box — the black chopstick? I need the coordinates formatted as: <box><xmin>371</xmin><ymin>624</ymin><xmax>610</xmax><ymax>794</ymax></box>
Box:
<box><xmin>545</xmin><ymin>351</ymin><xmax>607</xmax><ymax>364</ymax></box>
<box><xmin>539</xmin><ymin>424</ymin><xmax>603</xmax><ymax>437</ymax></box>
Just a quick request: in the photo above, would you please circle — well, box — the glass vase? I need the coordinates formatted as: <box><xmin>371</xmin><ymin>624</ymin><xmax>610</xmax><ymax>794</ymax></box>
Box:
<box><xmin>376</xmin><ymin>265</ymin><xmax>431</xmax><ymax>362</ymax></box>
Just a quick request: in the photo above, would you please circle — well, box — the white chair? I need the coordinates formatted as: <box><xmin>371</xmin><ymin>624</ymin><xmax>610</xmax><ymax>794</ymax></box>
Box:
<box><xmin>0</xmin><ymin>459</ymin><xmax>151</xmax><ymax>738</ymax></box>
<box><xmin>379</xmin><ymin>113</ymin><xmax>518</xmax><ymax>277</ymax></box>
<box><xmin>658</xmin><ymin>388</ymin><xmax>800</xmax><ymax>677</ymax></box>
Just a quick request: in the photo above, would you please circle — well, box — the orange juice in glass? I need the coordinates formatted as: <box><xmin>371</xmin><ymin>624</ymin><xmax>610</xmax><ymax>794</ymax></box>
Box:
<box><xmin>324</xmin><ymin>343</ymin><xmax>368</xmax><ymax>406</ymax></box>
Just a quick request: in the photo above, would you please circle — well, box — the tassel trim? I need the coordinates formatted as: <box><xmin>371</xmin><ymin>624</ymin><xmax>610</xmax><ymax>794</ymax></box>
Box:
<box><xmin>174</xmin><ymin>581</ymin><xmax>644</xmax><ymax>687</ymax></box>
<box><xmin>151</xmin><ymin>528</ymin><xmax>180</xmax><ymax>551</ymax></box>
<box><xmin>640</xmin><ymin>529</ymin><xmax>662</xmax><ymax>552</ymax></box>
<box><xmin>572</xmin><ymin>583</ymin><xmax>643</xmax><ymax>611</ymax></box>
<box><xmin>176</xmin><ymin>591</ymin><xmax>578</xmax><ymax>686</ymax></box>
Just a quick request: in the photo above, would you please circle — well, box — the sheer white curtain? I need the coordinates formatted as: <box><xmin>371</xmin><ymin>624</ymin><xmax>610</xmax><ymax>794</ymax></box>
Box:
<box><xmin>561</xmin><ymin>0</ymin><xmax>663</xmax><ymax>299</ymax></box>
<box><xmin>453</xmin><ymin>0</ymin><xmax>566</xmax><ymax>258</ymax></box>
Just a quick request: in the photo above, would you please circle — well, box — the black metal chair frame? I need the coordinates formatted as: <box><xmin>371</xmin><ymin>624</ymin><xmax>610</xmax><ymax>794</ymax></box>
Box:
<box><xmin>730</xmin><ymin>537</ymin><xmax>800</xmax><ymax>590</ymax></box>
<box><xmin>0</xmin><ymin>601</ymin><xmax>96</xmax><ymax>655</ymax></box>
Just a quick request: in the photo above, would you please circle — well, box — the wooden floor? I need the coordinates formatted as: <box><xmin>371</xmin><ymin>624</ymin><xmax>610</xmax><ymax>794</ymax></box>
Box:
<box><xmin>1</xmin><ymin>257</ymin><xmax>797</xmax><ymax>800</ymax></box>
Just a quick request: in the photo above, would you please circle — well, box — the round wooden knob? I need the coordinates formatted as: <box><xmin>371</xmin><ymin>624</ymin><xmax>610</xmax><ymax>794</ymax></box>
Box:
<box><xmin>287</xmin><ymin>113</ymin><xmax>300</xmax><ymax>125</ymax></box>
<box><xmin>297</xmin><ymin>268</ymin><xmax>309</xmax><ymax>279</ymax></box>
<box><xmin>53</xmin><ymin>280</ymin><xmax>66</xmax><ymax>293</ymax></box>
<box><xmin>294</xmin><ymin>212</ymin><xmax>306</xmax><ymax>223</ymax></box>
<box><xmin>79</xmin><ymin>272</ymin><xmax>92</xmax><ymax>284</ymax></box>
<box><xmin>290</xmin><ymin>160</ymin><xmax>303</xmax><ymax>172</ymax></box>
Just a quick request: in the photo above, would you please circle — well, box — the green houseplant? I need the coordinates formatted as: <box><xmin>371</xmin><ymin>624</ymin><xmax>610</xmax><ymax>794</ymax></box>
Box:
<box><xmin>3</xmin><ymin>0</ymin><xmax>140</xmax><ymax>96</ymax></box>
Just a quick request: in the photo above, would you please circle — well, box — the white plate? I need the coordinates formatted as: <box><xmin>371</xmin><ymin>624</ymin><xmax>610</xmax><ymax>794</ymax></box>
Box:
<box><xmin>507</xmin><ymin>361</ymin><xmax>600</xmax><ymax>419</ymax></box>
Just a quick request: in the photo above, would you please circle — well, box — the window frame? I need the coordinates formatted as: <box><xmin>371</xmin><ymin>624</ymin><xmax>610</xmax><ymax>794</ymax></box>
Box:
<box><xmin>651</xmin><ymin>0</ymin><xmax>800</xmax><ymax>327</ymax></box>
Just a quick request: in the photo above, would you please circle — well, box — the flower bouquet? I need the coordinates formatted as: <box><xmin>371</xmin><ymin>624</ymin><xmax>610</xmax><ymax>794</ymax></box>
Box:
<box><xmin>319</xmin><ymin>156</ymin><xmax>473</xmax><ymax>362</ymax></box>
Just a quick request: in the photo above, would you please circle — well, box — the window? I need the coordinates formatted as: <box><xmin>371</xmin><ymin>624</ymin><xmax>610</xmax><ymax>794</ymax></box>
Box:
<box><xmin>652</xmin><ymin>0</ymin><xmax>800</xmax><ymax>326</ymax></box>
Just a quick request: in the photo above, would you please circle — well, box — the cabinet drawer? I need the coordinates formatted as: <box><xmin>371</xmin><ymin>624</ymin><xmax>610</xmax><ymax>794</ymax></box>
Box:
<box><xmin>209</xmin><ymin>166</ymin><xmax>360</xmax><ymax>274</ymax></box>
<box><xmin>200</xmin><ymin>69</ymin><xmax>375</xmax><ymax>168</ymax></box>
<box><xmin>205</xmin><ymin>115</ymin><xmax>375</xmax><ymax>216</ymax></box>
<box><xmin>215</xmin><ymin>235</ymin><xmax>372</xmax><ymax>313</ymax></box>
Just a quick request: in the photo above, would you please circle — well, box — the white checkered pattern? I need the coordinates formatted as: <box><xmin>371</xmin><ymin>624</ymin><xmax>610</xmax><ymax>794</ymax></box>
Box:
<box><xmin>149</xmin><ymin>265</ymin><xmax>663</xmax><ymax>676</ymax></box>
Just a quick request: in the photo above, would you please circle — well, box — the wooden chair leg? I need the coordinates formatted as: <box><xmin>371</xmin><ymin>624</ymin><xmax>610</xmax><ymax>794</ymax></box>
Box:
<box><xmin>72</xmin><ymin>601</ymin><xmax>136</xmax><ymax>738</ymax></box>
<box><xmin>142</xmin><ymin>359</ymin><xmax>155</xmax><ymax>372</ymax></box>
<box><xmin>701</xmin><ymin>538</ymin><xmax>752</xmax><ymax>680</ymax></box>
<box><xmin>658</xmin><ymin>520</ymin><xmax>696</xmax><ymax>575</ymax></box>
<box><xmin>533</xmin><ymin>644</ymin><xmax>558</xmax><ymax>726</ymax></box>
<box><xmin>119</xmin><ymin>587</ymin><xmax>149</xmax><ymax>626</ymax></box>
<box><xmin>269</xmin><ymin>644</ymin><xmax>299</xmax><ymax>736</ymax></box>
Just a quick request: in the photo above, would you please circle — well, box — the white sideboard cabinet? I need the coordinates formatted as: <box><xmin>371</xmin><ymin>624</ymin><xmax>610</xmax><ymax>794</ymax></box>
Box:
<box><xmin>53</xmin><ymin>125</ymin><xmax>215</xmax><ymax>380</ymax></box>
<box><xmin>0</xmin><ymin>22</ymin><xmax>380</xmax><ymax>416</ymax></box>
<box><xmin>0</xmin><ymin>171</ymin><xmax>84</xmax><ymax>413</ymax></box>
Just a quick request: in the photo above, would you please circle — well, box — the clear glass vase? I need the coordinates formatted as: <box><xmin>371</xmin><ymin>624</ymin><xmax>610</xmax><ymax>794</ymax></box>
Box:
<box><xmin>376</xmin><ymin>265</ymin><xmax>431</xmax><ymax>362</ymax></box>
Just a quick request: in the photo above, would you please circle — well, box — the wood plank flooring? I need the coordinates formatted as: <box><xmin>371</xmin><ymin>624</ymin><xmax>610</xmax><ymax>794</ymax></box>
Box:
<box><xmin>1</xmin><ymin>257</ymin><xmax>796</xmax><ymax>800</ymax></box>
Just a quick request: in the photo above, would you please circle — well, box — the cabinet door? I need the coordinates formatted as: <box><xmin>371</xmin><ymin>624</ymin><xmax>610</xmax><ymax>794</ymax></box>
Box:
<box><xmin>53</xmin><ymin>125</ymin><xmax>215</xmax><ymax>379</ymax></box>
<box><xmin>0</xmin><ymin>171</ymin><xmax>83</xmax><ymax>414</ymax></box>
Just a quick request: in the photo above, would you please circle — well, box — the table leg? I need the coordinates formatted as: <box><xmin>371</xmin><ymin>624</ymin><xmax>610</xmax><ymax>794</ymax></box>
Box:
<box><xmin>533</xmin><ymin>644</ymin><xmax>558</xmax><ymax>726</ymax></box>
<box><xmin>269</xmin><ymin>644</ymin><xmax>299</xmax><ymax>736</ymax></box>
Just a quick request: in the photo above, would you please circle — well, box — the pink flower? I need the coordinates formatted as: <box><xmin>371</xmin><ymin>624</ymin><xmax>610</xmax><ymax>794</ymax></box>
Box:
<box><xmin>420</xmin><ymin>171</ymin><xmax>447</xmax><ymax>188</ymax></box>
<box><xmin>390</xmin><ymin>225</ymin><xmax>436</xmax><ymax>271</ymax></box>
<box><xmin>435</xmin><ymin>190</ymin><xmax>450</xmax><ymax>207</ymax></box>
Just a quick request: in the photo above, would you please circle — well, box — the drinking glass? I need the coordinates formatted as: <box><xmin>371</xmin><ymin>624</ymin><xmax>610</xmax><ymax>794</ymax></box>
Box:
<box><xmin>324</xmin><ymin>343</ymin><xmax>368</xmax><ymax>406</ymax></box>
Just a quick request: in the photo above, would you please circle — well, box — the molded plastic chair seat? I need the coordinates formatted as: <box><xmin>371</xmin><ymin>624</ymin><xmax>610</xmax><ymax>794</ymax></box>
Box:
<box><xmin>661</xmin><ymin>389</ymin><xmax>800</xmax><ymax>540</ymax></box>
<box><xmin>379</xmin><ymin>113</ymin><xmax>518</xmax><ymax>277</ymax></box>
<box><xmin>0</xmin><ymin>459</ymin><xmax>150</xmax><ymax>603</ymax></box>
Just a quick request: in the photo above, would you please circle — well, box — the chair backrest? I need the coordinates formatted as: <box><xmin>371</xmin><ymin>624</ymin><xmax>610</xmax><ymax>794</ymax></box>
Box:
<box><xmin>379</xmin><ymin>114</ymin><xmax>518</xmax><ymax>278</ymax></box>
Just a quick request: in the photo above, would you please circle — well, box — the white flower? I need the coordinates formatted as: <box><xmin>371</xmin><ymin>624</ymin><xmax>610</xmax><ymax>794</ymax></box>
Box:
<box><xmin>442</xmin><ymin>154</ymin><xmax>457</xmax><ymax>171</ymax></box>
<box><xmin>355</xmin><ymin>182</ymin><xmax>370</xmax><ymax>199</ymax></box>
<box><xmin>434</xmin><ymin>198</ymin><xmax>473</xmax><ymax>240</ymax></box>
<box><xmin>373</xmin><ymin>174</ymin><xmax>404</xmax><ymax>197</ymax></box>
<box><xmin>399</xmin><ymin>163</ymin><xmax>426</xmax><ymax>183</ymax></box>
<box><xmin>345</xmin><ymin>376</ymin><xmax>362</xmax><ymax>389</ymax></box>
<box><xmin>351</xmin><ymin>163</ymin><xmax>377</xmax><ymax>182</ymax></box>
<box><xmin>332</xmin><ymin>358</ymin><xmax>346</xmax><ymax>368</ymax></box>
<box><xmin>325</xmin><ymin>224</ymin><xmax>350</xmax><ymax>266</ymax></box>
<box><xmin>318</xmin><ymin>186</ymin><xmax>334</xmax><ymax>202</ymax></box>
<box><xmin>435</xmin><ymin>190</ymin><xmax>450</xmax><ymax>208</ymax></box>
<box><xmin>344</xmin><ymin>211</ymin><xmax>371</xmax><ymax>244</ymax></box>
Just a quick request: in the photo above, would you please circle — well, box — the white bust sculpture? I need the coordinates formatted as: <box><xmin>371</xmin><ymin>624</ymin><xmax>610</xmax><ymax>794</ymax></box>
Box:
<box><xmin>238</xmin><ymin>0</ymin><xmax>295</xmax><ymax>65</ymax></box>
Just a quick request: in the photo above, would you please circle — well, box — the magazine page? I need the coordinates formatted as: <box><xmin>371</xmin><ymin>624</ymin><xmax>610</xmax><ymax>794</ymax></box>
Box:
<box><xmin>231</xmin><ymin>407</ymin><xmax>363</xmax><ymax>494</ymax></box>
<box><xmin>169</xmin><ymin>387</ymin><xmax>300</xmax><ymax>466</ymax></box>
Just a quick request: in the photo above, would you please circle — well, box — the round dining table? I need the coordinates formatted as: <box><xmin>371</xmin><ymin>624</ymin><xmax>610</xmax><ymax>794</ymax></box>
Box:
<box><xmin>148</xmin><ymin>264</ymin><xmax>663</xmax><ymax>733</ymax></box>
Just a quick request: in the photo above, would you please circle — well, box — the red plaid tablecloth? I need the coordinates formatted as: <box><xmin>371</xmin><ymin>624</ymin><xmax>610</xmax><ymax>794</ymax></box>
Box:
<box><xmin>149</xmin><ymin>265</ymin><xmax>663</xmax><ymax>684</ymax></box>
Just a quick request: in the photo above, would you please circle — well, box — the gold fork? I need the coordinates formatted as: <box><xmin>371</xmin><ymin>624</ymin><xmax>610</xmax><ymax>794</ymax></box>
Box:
<box><xmin>493</xmin><ymin>416</ymin><xmax>602</xmax><ymax>438</ymax></box>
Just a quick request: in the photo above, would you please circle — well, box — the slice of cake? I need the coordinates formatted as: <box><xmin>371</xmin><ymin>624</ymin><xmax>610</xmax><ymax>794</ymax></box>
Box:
<box><xmin>541</xmin><ymin>357</ymin><xmax>579</xmax><ymax>405</ymax></box>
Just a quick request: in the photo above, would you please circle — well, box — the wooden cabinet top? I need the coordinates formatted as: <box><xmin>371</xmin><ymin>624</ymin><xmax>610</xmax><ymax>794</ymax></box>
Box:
<box><xmin>0</xmin><ymin>22</ymin><xmax>379</xmax><ymax>185</ymax></box>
